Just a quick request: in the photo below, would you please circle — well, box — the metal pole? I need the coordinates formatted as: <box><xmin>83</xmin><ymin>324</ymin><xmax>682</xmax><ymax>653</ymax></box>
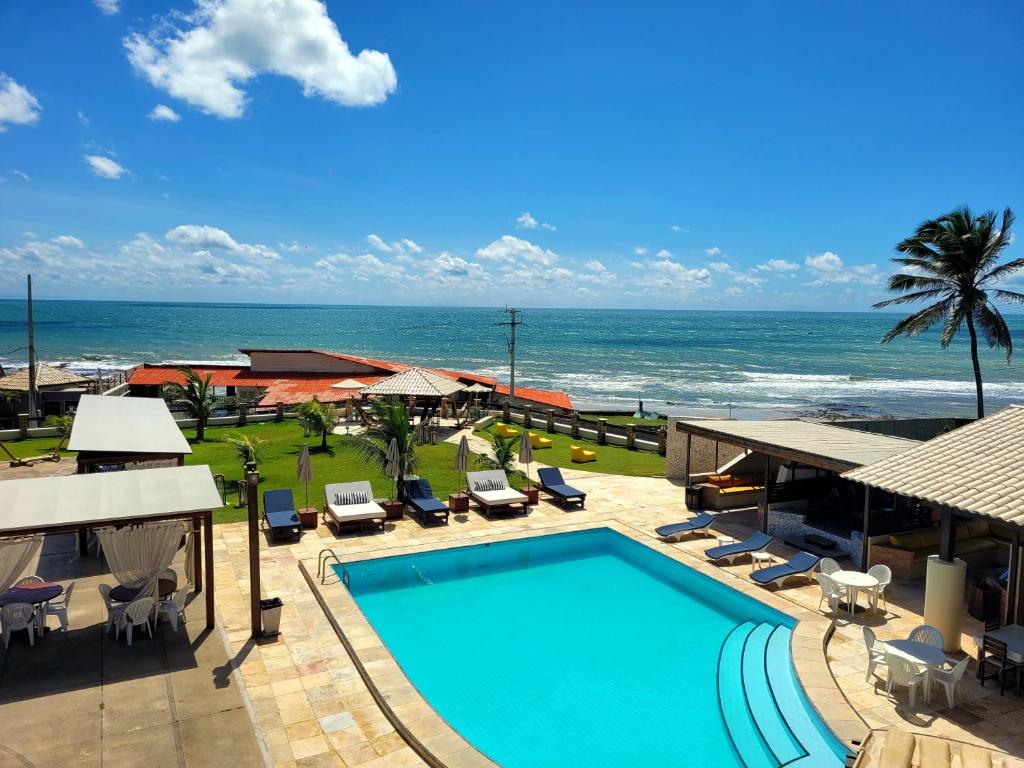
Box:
<box><xmin>496</xmin><ymin>308</ymin><xmax>523</xmax><ymax>405</ymax></box>
<box><xmin>1007</xmin><ymin>527</ymin><xmax>1021</xmax><ymax>625</ymax></box>
<box><xmin>684</xmin><ymin>433</ymin><xmax>692</xmax><ymax>484</ymax></box>
<box><xmin>861</xmin><ymin>487</ymin><xmax>870</xmax><ymax>571</ymax></box>
<box><xmin>246</xmin><ymin>463</ymin><xmax>262</xmax><ymax>637</ymax></box>
<box><xmin>204</xmin><ymin>511</ymin><xmax>214</xmax><ymax>629</ymax></box>
<box><xmin>938</xmin><ymin>505</ymin><xmax>955</xmax><ymax>563</ymax></box>
<box><xmin>26</xmin><ymin>275</ymin><xmax>38</xmax><ymax>421</ymax></box>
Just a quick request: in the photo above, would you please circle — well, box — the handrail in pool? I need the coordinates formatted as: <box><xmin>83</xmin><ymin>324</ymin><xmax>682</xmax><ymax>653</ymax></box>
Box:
<box><xmin>317</xmin><ymin>549</ymin><xmax>348</xmax><ymax>586</ymax></box>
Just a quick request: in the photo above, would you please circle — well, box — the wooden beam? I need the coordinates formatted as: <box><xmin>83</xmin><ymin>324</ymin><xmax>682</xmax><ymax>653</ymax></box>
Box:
<box><xmin>192</xmin><ymin>515</ymin><xmax>202</xmax><ymax>591</ymax></box>
<box><xmin>861</xmin><ymin>487</ymin><xmax>870</xmax><ymax>571</ymax></box>
<box><xmin>684</xmin><ymin>433</ymin><xmax>692</xmax><ymax>484</ymax></box>
<box><xmin>204</xmin><ymin>510</ymin><xmax>214</xmax><ymax>629</ymax></box>
<box><xmin>1007</xmin><ymin>527</ymin><xmax>1022</xmax><ymax>626</ymax></box>
<box><xmin>938</xmin><ymin>506</ymin><xmax>956</xmax><ymax>562</ymax></box>
<box><xmin>246</xmin><ymin>467</ymin><xmax>262</xmax><ymax>637</ymax></box>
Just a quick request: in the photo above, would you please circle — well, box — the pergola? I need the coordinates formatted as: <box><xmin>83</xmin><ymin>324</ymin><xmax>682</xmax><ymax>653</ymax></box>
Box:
<box><xmin>70</xmin><ymin>395</ymin><xmax>191</xmax><ymax>473</ymax></box>
<box><xmin>0</xmin><ymin>465</ymin><xmax>223</xmax><ymax>628</ymax></box>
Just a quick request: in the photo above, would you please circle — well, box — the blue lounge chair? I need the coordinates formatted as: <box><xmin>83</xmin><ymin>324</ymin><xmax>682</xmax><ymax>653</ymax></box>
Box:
<box><xmin>750</xmin><ymin>552</ymin><xmax>820</xmax><ymax>588</ymax></box>
<box><xmin>537</xmin><ymin>468</ymin><xmax>586</xmax><ymax>508</ymax></box>
<box><xmin>704</xmin><ymin>531</ymin><xmax>774</xmax><ymax>564</ymax></box>
<box><xmin>403</xmin><ymin>479</ymin><xmax>450</xmax><ymax>526</ymax></box>
<box><xmin>263</xmin><ymin>489</ymin><xmax>302</xmax><ymax>543</ymax></box>
<box><xmin>655</xmin><ymin>511</ymin><xmax>716</xmax><ymax>541</ymax></box>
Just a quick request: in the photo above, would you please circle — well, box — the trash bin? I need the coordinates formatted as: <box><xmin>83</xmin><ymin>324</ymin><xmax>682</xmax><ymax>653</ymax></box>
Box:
<box><xmin>684</xmin><ymin>485</ymin><xmax>703</xmax><ymax>510</ymax></box>
<box><xmin>260</xmin><ymin>597</ymin><xmax>283</xmax><ymax>637</ymax></box>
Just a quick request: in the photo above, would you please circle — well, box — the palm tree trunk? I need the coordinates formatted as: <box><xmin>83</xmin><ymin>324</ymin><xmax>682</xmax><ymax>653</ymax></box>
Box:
<box><xmin>320</xmin><ymin>428</ymin><xmax>328</xmax><ymax>450</ymax></box>
<box><xmin>966</xmin><ymin>314</ymin><xmax>985</xmax><ymax>419</ymax></box>
<box><xmin>196</xmin><ymin>418</ymin><xmax>205</xmax><ymax>441</ymax></box>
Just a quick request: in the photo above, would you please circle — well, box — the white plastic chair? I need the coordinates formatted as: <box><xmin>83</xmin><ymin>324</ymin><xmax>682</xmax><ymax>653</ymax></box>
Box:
<box><xmin>929</xmin><ymin>656</ymin><xmax>970</xmax><ymax>709</ymax></box>
<box><xmin>157</xmin><ymin>589</ymin><xmax>188</xmax><ymax>632</ymax></box>
<box><xmin>819</xmin><ymin>558</ymin><xmax>841</xmax><ymax>576</ymax></box>
<box><xmin>15</xmin><ymin>575</ymin><xmax>44</xmax><ymax>586</ymax></box>
<box><xmin>866</xmin><ymin>564</ymin><xmax>891</xmax><ymax>613</ymax></box>
<box><xmin>885</xmin><ymin>653</ymin><xmax>927</xmax><ymax>708</ymax></box>
<box><xmin>863</xmin><ymin>626</ymin><xmax>888</xmax><ymax>682</ymax></box>
<box><xmin>118</xmin><ymin>597</ymin><xmax>155</xmax><ymax>647</ymax></box>
<box><xmin>817</xmin><ymin>573</ymin><xmax>845</xmax><ymax>616</ymax></box>
<box><xmin>1</xmin><ymin>603</ymin><xmax>36</xmax><ymax>648</ymax></box>
<box><xmin>909</xmin><ymin>624</ymin><xmax>944</xmax><ymax>649</ymax></box>
<box><xmin>45</xmin><ymin>582</ymin><xmax>74</xmax><ymax>632</ymax></box>
<box><xmin>98</xmin><ymin>583</ymin><xmax>126</xmax><ymax>634</ymax></box>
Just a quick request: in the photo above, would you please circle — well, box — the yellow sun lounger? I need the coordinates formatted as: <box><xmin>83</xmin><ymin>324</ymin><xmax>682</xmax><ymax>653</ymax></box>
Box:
<box><xmin>495</xmin><ymin>423</ymin><xmax>521</xmax><ymax>438</ymax></box>
<box><xmin>570</xmin><ymin>445</ymin><xmax>596</xmax><ymax>463</ymax></box>
<box><xmin>529</xmin><ymin>432</ymin><xmax>552</xmax><ymax>449</ymax></box>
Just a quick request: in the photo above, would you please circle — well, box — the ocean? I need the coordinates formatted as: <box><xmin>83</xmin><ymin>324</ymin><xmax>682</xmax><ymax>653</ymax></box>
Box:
<box><xmin>1</xmin><ymin>300</ymin><xmax>1023</xmax><ymax>419</ymax></box>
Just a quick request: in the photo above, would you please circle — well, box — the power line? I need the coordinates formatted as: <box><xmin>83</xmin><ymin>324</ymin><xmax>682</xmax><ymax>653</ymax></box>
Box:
<box><xmin>495</xmin><ymin>307</ymin><xmax>523</xmax><ymax>405</ymax></box>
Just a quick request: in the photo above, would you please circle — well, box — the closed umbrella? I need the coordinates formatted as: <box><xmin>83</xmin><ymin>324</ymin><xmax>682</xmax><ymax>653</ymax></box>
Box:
<box><xmin>455</xmin><ymin>434</ymin><xmax>469</xmax><ymax>492</ymax></box>
<box><xmin>385</xmin><ymin>438</ymin><xmax>401</xmax><ymax>500</ymax></box>
<box><xmin>518</xmin><ymin>430</ymin><xmax>533</xmax><ymax>489</ymax></box>
<box><xmin>297</xmin><ymin>442</ymin><xmax>313</xmax><ymax>510</ymax></box>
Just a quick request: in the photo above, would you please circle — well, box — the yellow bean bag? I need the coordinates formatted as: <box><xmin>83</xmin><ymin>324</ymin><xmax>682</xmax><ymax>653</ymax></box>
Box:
<box><xmin>495</xmin><ymin>423</ymin><xmax>520</xmax><ymax>438</ymax></box>
<box><xmin>529</xmin><ymin>432</ymin><xmax>553</xmax><ymax>449</ymax></box>
<box><xmin>571</xmin><ymin>445</ymin><xmax>596</xmax><ymax>463</ymax></box>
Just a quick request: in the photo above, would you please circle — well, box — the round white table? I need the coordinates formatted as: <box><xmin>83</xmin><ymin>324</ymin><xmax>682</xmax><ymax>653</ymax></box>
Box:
<box><xmin>716</xmin><ymin>535</ymin><xmax>736</xmax><ymax>547</ymax></box>
<box><xmin>830</xmin><ymin>570</ymin><xmax>879</xmax><ymax>616</ymax></box>
<box><xmin>885</xmin><ymin>639</ymin><xmax>946</xmax><ymax>668</ymax></box>
<box><xmin>751</xmin><ymin>551</ymin><xmax>774</xmax><ymax>570</ymax></box>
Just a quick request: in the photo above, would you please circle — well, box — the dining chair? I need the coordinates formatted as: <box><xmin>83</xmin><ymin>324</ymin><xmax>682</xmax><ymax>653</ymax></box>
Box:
<box><xmin>908</xmin><ymin>624</ymin><xmax>944</xmax><ymax>649</ymax></box>
<box><xmin>866</xmin><ymin>564</ymin><xmax>891</xmax><ymax>614</ymax></box>
<box><xmin>1</xmin><ymin>603</ymin><xmax>36</xmax><ymax>648</ymax></box>
<box><xmin>885</xmin><ymin>654</ymin><xmax>927</xmax><ymax>708</ymax></box>
<box><xmin>45</xmin><ymin>582</ymin><xmax>74</xmax><ymax>632</ymax></box>
<box><xmin>14</xmin><ymin>575</ymin><xmax>44</xmax><ymax>586</ymax></box>
<box><xmin>816</xmin><ymin>573</ymin><xmax>845</xmax><ymax>616</ymax></box>
<box><xmin>117</xmin><ymin>597</ymin><xmax>156</xmax><ymax>647</ymax></box>
<box><xmin>819</xmin><ymin>558</ymin><xmax>841</xmax><ymax>576</ymax></box>
<box><xmin>978</xmin><ymin>636</ymin><xmax>1021</xmax><ymax>696</ymax></box>
<box><xmin>157</xmin><ymin>589</ymin><xmax>188</xmax><ymax>632</ymax></box>
<box><xmin>929</xmin><ymin>656</ymin><xmax>970</xmax><ymax>709</ymax></box>
<box><xmin>863</xmin><ymin>626</ymin><xmax>888</xmax><ymax>682</ymax></box>
<box><xmin>98</xmin><ymin>583</ymin><xmax>126</xmax><ymax>634</ymax></box>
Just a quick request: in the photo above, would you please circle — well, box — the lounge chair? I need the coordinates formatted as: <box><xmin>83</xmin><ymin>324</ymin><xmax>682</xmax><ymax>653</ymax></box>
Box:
<box><xmin>402</xmin><ymin>479</ymin><xmax>450</xmax><ymax>526</ymax></box>
<box><xmin>750</xmin><ymin>551</ymin><xmax>820</xmax><ymax>588</ymax></box>
<box><xmin>655</xmin><ymin>511</ymin><xmax>715</xmax><ymax>541</ymax></box>
<box><xmin>704</xmin><ymin>531</ymin><xmax>774</xmax><ymax>564</ymax></box>
<box><xmin>466</xmin><ymin>470</ymin><xmax>529</xmax><ymax>517</ymax></box>
<box><xmin>528</xmin><ymin>432</ymin><xmax>552</xmax><ymax>449</ymax></box>
<box><xmin>536</xmin><ymin>467</ymin><xmax>585</xmax><ymax>508</ymax></box>
<box><xmin>570</xmin><ymin>445</ymin><xmax>596</xmax><ymax>463</ymax></box>
<box><xmin>262</xmin><ymin>489</ymin><xmax>302</xmax><ymax>543</ymax></box>
<box><xmin>495</xmin><ymin>423</ymin><xmax>520</xmax><ymax>439</ymax></box>
<box><xmin>323</xmin><ymin>481</ymin><xmax>387</xmax><ymax>533</ymax></box>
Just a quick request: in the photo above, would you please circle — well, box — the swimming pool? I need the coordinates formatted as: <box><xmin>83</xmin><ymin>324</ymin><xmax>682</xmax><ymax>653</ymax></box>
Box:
<box><xmin>336</xmin><ymin>528</ymin><xmax>847</xmax><ymax>768</ymax></box>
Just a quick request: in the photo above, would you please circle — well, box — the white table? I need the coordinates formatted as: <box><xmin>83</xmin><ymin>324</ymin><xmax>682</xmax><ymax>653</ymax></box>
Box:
<box><xmin>716</xmin><ymin>535</ymin><xmax>736</xmax><ymax>547</ymax></box>
<box><xmin>831</xmin><ymin>570</ymin><xmax>879</xmax><ymax>616</ymax></box>
<box><xmin>884</xmin><ymin>639</ymin><xmax>947</xmax><ymax>705</ymax></box>
<box><xmin>751</xmin><ymin>551</ymin><xmax>774</xmax><ymax>570</ymax></box>
<box><xmin>981</xmin><ymin>624</ymin><xmax>1024</xmax><ymax>664</ymax></box>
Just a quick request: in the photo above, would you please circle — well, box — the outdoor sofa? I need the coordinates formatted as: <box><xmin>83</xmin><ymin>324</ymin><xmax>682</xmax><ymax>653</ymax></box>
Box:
<box><xmin>262</xmin><ymin>489</ymin><xmax>302</xmax><ymax>543</ymax></box>
<box><xmin>693</xmin><ymin>472</ymin><xmax>765</xmax><ymax>510</ymax></box>
<box><xmin>402</xmin><ymin>479</ymin><xmax>450</xmax><ymax>526</ymax></box>
<box><xmin>466</xmin><ymin>470</ymin><xmax>529</xmax><ymax>517</ymax></box>
<box><xmin>870</xmin><ymin>520</ymin><xmax>1012</xmax><ymax>580</ymax></box>
<box><xmin>537</xmin><ymin>467</ymin><xmax>585</xmax><ymax>508</ymax></box>
<box><xmin>323</xmin><ymin>481</ymin><xmax>387</xmax><ymax>534</ymax></box>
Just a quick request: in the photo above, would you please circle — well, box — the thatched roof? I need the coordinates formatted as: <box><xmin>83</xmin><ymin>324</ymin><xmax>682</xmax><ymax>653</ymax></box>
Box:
<box><xmin>360</xmin><ymin>367</ymin><xmax>466</xmax><ymax>398</ymax></box>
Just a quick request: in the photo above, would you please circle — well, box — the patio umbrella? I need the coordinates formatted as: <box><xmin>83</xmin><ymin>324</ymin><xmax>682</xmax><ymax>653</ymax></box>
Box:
<box><xmin>455</xmin><ymin>434</ymin><xmax>469</xmax><ymax>492</ymax></box>
<box><xmin>385</xmin><ymin>438</ymin><xmax>401</xmax><ymax>500</ymax></box>
<box><xmin>297</xmin><ymin>442</ymin><xmax>313</xmax><ymax>510</ymax></box>
<box><xmin>518</xmin><ymin>430</ymin><xmax>533</xmax><ymax>488</ymax></box>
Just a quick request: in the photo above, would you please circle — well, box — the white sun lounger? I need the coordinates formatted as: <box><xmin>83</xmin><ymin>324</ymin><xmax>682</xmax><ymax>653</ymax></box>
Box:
<box><xmin>466</xmin><ymin>470</ymin><xmax>529</xmax><ymax>518</ymax></box>
<box><xmin>323</xmin><ymin>481</ymin><xmax>386</xmax><ymax>533</ymax></box>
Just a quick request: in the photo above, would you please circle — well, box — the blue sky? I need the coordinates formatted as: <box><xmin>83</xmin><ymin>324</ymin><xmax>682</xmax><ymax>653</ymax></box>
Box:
<box><xmin>0</xmin><ymin>0</ymin><xmax>1021</xmax><ymax>310</ymax></box>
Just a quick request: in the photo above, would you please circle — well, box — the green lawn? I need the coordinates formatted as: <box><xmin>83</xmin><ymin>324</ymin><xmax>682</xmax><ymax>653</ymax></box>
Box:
<box><xmin>584</xmin><ymin>414</ymin><xmax>667</xmax><ymax>428</ymax></box>
<box><xmin>0</xmin><ymin>435</ymin><xmax>75</xmax><ymax>460</ymax></box>
<box><xmin>475</xmin><ymin>422</ymin><xmax>665</xmax><ymax>477</ymax></box>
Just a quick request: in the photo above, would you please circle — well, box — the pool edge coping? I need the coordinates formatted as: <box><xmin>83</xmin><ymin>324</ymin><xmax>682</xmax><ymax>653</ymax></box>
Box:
<box><xmin>300</xmin><ymin>519</ymin><xmax>867</xmax><ymax>767</ymax></box>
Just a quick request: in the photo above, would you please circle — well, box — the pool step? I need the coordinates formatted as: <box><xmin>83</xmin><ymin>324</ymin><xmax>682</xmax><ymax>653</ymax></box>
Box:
<box><xmin>717</xmin><ymin>621</ymin><xmax>843</xmax><ymax>768</ymax></box>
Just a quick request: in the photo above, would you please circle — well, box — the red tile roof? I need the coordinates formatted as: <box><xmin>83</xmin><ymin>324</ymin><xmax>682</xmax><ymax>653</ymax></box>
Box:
<box><xmin>494</xmin><ymin>384</ymin><xmax>573</xmax><ymax>411</ymax></box>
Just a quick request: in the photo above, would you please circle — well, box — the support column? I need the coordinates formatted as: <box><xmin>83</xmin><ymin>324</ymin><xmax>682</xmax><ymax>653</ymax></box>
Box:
<box><xmin>204</xmin><ymin>510</ymin><xmax>215</xmax><ymax>629</ymax></box>
<box><xmin>861</xmin><ymin>487</ymin><xmax>871</xmax><ymax>571</ymax></box>
<box><xmin>938</xmin><ymin>506</ymin><xmax>956</xmax><ymax>562</ymax></box>
<box><xmin>571</xmin><ymin>413</ymin><xmax>580</xmax><ymax>439</ymax></box>
<box><xmin>246</xmin><ymin>464</ymin><xmax>262</xmax><ymax>637</ymax></box>
<box><xmin>502</xmin><ymin>401</ymin><xmax>511</xmax><ymax>422</ymax></box>
<box><xmin>761</xmin><ymin>459</ymin><xmax>770</xmax><ymax>533</ymax></box>
<box><xmin>684</xmin><ymin>433</ymin><xmax>692</xmax><ymax>484</ymax></box>
<box><xmin>275</xmin><ymin>401</ymin><xmax>285</xmax><ymax>422</ymax></box>
<box><xmin>626</xmin><ymin>423</ymin><xmax>636</xmax><ymax>450</ymax></box>
<box><xmin>1006</xmin><ymin>528</ymin><xmax>1021</xmax><ymax>625</ymax></box>
<box><xmin>657</xmin><ymin>427</ymin><xmax>667</xmax><ymax>457</ymax></box>
<box><xmin>522</xmin><ymin>406</ymin><xmax>532</xmax><ymax>430</ymax></box>
<box><xmin>597</xmin><ymin>418</ymin><xmax>607</xmax><ymax>445</ymax></box>
<box><xmin>193</xmin><ymin>515</ymin><xmax>203</xmax><ymax>591</ymax></box>
<box><xmin>238</xmin><ymin>403</ymin><xmax>247</xmax><ymax>426</ymax></box>
<box><xmin>18</xmin><ymin>413</ymin><xmax>29</xmax><ymax>439</ymax></box>
<box><xmin>546</xmin><ymin>409</ymin><xmax>555</xmax><ymax>433</ymax></box>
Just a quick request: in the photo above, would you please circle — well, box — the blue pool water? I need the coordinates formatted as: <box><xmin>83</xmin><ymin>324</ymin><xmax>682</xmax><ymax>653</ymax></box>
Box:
<box><xmin>336</xmin><ymin>529</ymin><xmax>847</xmax><ymax>768</ymax></box>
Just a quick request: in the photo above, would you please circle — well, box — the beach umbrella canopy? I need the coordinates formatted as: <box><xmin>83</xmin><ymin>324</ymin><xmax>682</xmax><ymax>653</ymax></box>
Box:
<box><xmin>331</xmin><ymin>378</ymin><xmax>366</xmax><ymax>390</ymax></box>
<box><xmin>385</xmin><ymin>438</ymin><xmax>400</xmax><ymax>498</ymax></box>
<box><xmin>518</xmin><ymin>432</ymin><xmax>533</xmax><ymax>465</ymax></box>
<box><xmin>455</xmin><ymin>434</ymin><xmax>469</xmax><ymax>491</ymax></box>
<box><xmin>297</xmin><ymin>443</ymin><xmax>313</xmax><ymax>509</ymax></box>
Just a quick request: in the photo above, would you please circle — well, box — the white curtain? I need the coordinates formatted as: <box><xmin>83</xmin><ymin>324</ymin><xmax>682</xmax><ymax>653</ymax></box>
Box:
<box><xmin>96</xmin><ymin>521</ymin><xmax>183</xmax><ymax>601</ymax></box>
<box><xmin>181</xmin><ymin>521</ymin><xmax>195</xmax><ymax>590</ymax></box>
<box><xmin>0</xmin><ymin>535</ymin><xmax>44</xmax><ymax>593</ymax></box>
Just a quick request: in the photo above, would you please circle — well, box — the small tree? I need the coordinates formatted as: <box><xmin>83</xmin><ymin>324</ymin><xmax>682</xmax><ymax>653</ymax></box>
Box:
<box><xmin>224</xmin><ymin>433</ymin><xmax>268</xmax><ymax>469</ymax></box>
<box><xmin>475</xmin><ymin>430</ymin><xmax>524</xmax><ymax>481</ymax></box>
<box><xmin>44</xmin><ymin>414</ymin><xmax>74</xmax><ymax>439</ymax></box>
<box><xmin>342</xmin><ymin>400</ymin><xmax>417</xmax><ymax>500</ymax></box>
<box><xmin>166</xmin><ymin>367</ymin><xmax>215</xmax><ymax>440</ymax></box>
<box><xmin>296</xmin><ymin>399</ymin><xmax>335</xmax><ymax>450</ymax></box>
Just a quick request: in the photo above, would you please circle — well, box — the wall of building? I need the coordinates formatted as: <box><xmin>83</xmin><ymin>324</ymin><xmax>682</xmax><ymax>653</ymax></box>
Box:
<box><xmin>665</xmin><ymin>418</ymin><xmax>746</xmax><ymax>480</ymax></box>
<box><xmin>248</xmin><ymin>351</ymin><xmax>380</xmax><ymax>374</ymax></box>
<box><xmin>835</xmin><ymin>417</ymin><xmax>971</xmax><ymax>441</ymax></box>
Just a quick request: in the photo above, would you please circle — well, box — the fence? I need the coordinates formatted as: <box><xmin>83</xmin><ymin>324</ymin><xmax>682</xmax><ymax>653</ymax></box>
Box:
<box><xmin>502</xmin><ymin>403</ymin><xmax>666</xmax><ymax>455</ymax></box>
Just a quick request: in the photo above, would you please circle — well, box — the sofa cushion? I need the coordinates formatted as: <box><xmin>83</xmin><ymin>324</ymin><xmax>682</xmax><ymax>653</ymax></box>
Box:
<box><xmin>966</xmin><ymin>520</ymin><xmax>991</xmax><ymax>539</ymax></box>
<box><xmin>720</xmin><ymin>485</ymin><xmax>761</xmax><ymax>494</ymax></box>
<box><xmin>956</xmin><ymin>537</ymin><xmax>1000</xmax><ymax>556</ymax></box>
<box><xmin>890</xmin><ymin>531</ymin><xmax>926</xmax><ymax>549</ymax></box>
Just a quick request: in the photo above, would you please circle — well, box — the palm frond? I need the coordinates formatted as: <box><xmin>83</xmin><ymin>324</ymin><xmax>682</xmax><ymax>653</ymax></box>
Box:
<box><xmin>992</xmin><ymin>289</ymin><xmax>1024</xmax><ymax>305</ymax></box>
<box><xmin>974</xmin><ymin>303</ymin><xmax>1013</xmax><ymax>360</ymax></box>
<box><xmin>979</xmin><ymin>257</ymin><xmax>1024</xmax><ymax>287</ymax></box>
<box><xmin>878</xmin><ymin>299</ymin><xmax>951</xmax><ymax>342</ymax></box>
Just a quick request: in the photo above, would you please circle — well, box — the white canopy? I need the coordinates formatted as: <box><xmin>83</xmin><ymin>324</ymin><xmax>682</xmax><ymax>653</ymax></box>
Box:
<box><xmin>69</xmin><ymin>394</ymin><xmax>191</xmax><ymax>455</ymax></box>
<box><xmin>0</xmin><ymin>465</ymin><xmax>222</xmax><ymax>535</ymax></box>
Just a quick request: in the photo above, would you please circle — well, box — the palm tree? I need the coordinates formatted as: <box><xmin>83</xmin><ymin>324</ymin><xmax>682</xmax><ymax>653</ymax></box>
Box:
<box><xmin>341</xmin><ymin>400</ymin><xmax>418</xmax><ymax>500</ymax></box>
<box><xmin>44</xmin><ymin>414</ymin><xmax>74</xmax><ymax>440</ymax></box>
<box><xmin>224</xmin><ymin>433</ymin><xmax>268</xmax><ymax>469</ymax></box>
<box><xmin>875</xmin><ymin>206</ymin><xmax>1022</xmax><ymax>418</ymax></box>
<box><xmin>296</xmin><ymin>399</ymin><xmax>335</xmax><ymax>450</ymax></box>
<box><xmin>475</xmin><ymin>430</ymin><xmax>524</xmax><ymax>481</ymax></box>
<box><xmin>165</xmin><ymin>367</ymin><xmax>215</xmax><ymax>440</ymax></box>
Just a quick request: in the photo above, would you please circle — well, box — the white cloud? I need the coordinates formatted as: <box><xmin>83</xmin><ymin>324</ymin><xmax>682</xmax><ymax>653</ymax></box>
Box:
<box><xmin>633</xmin><ymin>246</ymin><xmax>648</xmax><ymax>256</ymax></box>
<box><xmin>315</xmin><ymin>252</ymin><xmax>405</xmax><ymax>283</ymax></box>
<box><xmin>11</xmin><ymin>169</ymin><xmax>30</xmax><ymax>182</ymax></box>
<box><xmin>51</xmin><ymin>235</ymin><xmax>85</xmax><ymax>248</ymax></box>
<box><xmin>804</xmin><ymin>251</ymin><xmax>881</xmax><ymax>286</ymax></box>
<box><xmin>165</xmin><ymin>224</ymin><xmax>279</xmax><ymax>261</ymax></box>
<box><xmin>0</xmin><ymin>73</ymin><xmax>41</xmax><ymax>132</ymax></box>
<box><xmin>476</xmin><ymin>235</ymin><xmax>558</xmax><ymax>267</ymax></box>
<box><xmin>148</xmin><ymin>104</ymin><xmax>181</xmax><ymax>122</ymax></box>
<box><xmin>428</xmin><ymin>252</ymin><xmax>489</xmax><ymax>285</ymax></box>
<box><xmin>707</xmin><ymin>261</ymin><xmax>733</xmax><ymax>273</ymax></box>
<box><xmin>84</xmin><ymin>155</ymin><xmax>128</xmax><ymax>179</ymax></box>
<box><xmin>757</xmin><ymin>259</ymin><xmax>800</xmax><ymax>274</ymax></box>
<box><xmin>670</xmin><ymin>225</ymin><xmax>689</xmax><ymax>233</ymax></box>
<box><xmin>647</xmin><ymin>259</ymin><xmax>711</xmax><ymax>292</ymax></box>
<box><xmin>124</xmin><ymin>0</ymin><xmax>397</xmax><ymax>119</ymax></box>
<box><xmin>21</xmin><ymin>231</ymin><xmax>36</xmax><ymax>238</ymax></box>
<box><xmin>77</xmin><ymin>109</ymin><xmax>91</xmax><ymax>126</ymax></box>
<box><xmin>704</xmin><ymin>246</ymin><xmax>721</xmax><ymax>256</ymax></box>
<box><xmin>94</xmin><ymin>0</ymin><xmax>120</xmax><ymax>14</ymax></box>
<box><xmin>733</xmin><ymin>273</ymin><xmax>765</xmax><ymax>288</ymax></box>
<box><xmin>515</xmin><ymin>211</ymin><xmax>556</xmax><ymax>231</ymax></box>
<box><xmin>365</xmin><ymin>234</ymin><xmax>423</xmax><ymax>255</ymax></box>
<box><xmin>656</xmin><ymin>249</ymin><xmax>673</xmax><ymax>259</ymax></box>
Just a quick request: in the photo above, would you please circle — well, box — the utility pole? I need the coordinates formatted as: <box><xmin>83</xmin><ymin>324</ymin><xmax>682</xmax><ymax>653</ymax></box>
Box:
<box><xmin>26</xmin><ymin>275</ymin><xmax>38</xmax><ymax>421</ymax></box>
<box><xmin>496</xmin><ymin>307</ymin><xmax>523</xmax><ymax>405</ymax></box>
